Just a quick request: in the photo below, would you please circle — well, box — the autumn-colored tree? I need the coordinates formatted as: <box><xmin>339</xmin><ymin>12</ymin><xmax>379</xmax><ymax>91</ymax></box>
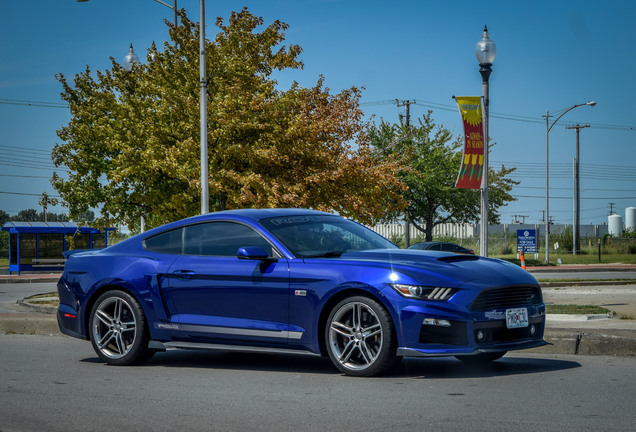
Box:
<box><xmin>368</xmin><ymin>112</ymin><xmax>517</xmax><ymax>241</ymax></box>
<box><xmin>53</xmin><ymin>9</ymin><xmax>403</xmax><ymax>229</ymax></box>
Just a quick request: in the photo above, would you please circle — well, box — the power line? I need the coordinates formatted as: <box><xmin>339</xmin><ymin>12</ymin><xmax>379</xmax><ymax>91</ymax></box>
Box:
<box><xmin>0</xmin><ymin>144</ymin><xmax>55</xmax><ymax>154</ymax></box>
<box><xmin>0</xmin><ymin>152</ymin><xmax>55</xmax><ymax>163</ymax></box>
<box><xmin>360</xmin><ymin>99</ymin><xmax>636</xmax><ymax>132</ymax></box>
<box><xmin>0</xmin><ymin>158</ymin><xmax>61</xmax><ymax>168</ymax></box>
<box><xmin>0</xmin><ymin>162</ymin><xmax>69</xmax><ymax>172</ymax></box>
<box><xmin>512</xmin><ymin>194</ymin><xmax>636</xmax><ymax>200</ymax></box>
<box><xmin>4</xmin><ymin>95</ymin><xmax>636</xmax><ymax>131</ymax></box>
<box><xmin>0</xmin><ymin>173</ymin><xmax>65</xmax><ymax>180</ymax></box>
<box><xmin>0</xmin><ymin>98</ymin><xmax>68</xmax><ymax>109</ymax></box>
<box><xmin>0</xmin><ymin>191</ymin><xmax>61</xmax><ymax>198</ymax></box>
<box><xmin>514</xmin><ymin>185</ymin><xmax>636</xmax><ymax>193</ymax></box>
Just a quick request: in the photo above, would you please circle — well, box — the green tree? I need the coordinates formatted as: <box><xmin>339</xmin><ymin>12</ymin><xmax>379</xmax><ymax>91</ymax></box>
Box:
<box><xmin>368</xmin><ymin>112</ymin><xmax>517</xmax><ymax>241</ymax></box>
<box><xmin>14</xmin><ymin>209</ymin><xmax>39</xmax><ymax>222</ymax></box>
<box><xmin>0</xmin><ymin>210</ymin><xmax>9</xmax><ymax>226</ymax></box>
<box><xmin>76</xmin><ymin>210</ymin><xmax>95</xmax><ymax>223</ymax></box>
<box><xmin>52</xmin><ymin>8</ymin><xmax>403</xmax><ymax>229</ymax></box>
<box><xmin>0</xmin><ymin>210</ymin><xmax>8</xmax><ymax>256</ymax></box>
<box><xmin>43</xmin><ymin>212</ymin><xmax>69</xmax><ymax>222</ymax></box>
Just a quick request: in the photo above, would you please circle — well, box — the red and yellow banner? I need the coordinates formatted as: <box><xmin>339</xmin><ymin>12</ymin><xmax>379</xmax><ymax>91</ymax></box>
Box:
<box><xmin>455</xmin><ymin>96</ymin><xmax>484</xmax><ymax>189</ymax></box>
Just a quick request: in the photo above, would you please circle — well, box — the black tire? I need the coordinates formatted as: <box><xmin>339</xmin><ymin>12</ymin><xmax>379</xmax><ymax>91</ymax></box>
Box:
<box><xmin>455</xmin><ymin>351</ymin><xmax>506</xmax><ymax>364</ymax></box>
<box><xmin>88</xmin><ymin>290</ymin><xmax>154</xmax><ymax>366</ymax></box>
<box><xmin>325</xmin><ymin>296</ymin><xmax>399</xmax><ymax>377</ymax></box>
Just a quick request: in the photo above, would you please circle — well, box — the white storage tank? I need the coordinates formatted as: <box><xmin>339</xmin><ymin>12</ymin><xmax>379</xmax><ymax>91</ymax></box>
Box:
<box><xmin>608</xmin><ymin>214</ymin><xmax>623</xmax><ymax>237</ymax></box>
<box><xmin>626</xmin><ymin>207</ymin><xmax>636</xmax><ymax>231</ymax></box>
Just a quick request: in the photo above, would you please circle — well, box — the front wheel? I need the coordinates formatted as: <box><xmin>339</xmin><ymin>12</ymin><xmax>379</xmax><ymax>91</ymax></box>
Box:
<box><xmin>325</xmin><ymin>296</ymin><xmax>399</xmax><ymax>377</ymax></box>
<box><xmin>88</xmin><ymin>290</ymin><xmax>154</xmax><ymax>366</ymax></box>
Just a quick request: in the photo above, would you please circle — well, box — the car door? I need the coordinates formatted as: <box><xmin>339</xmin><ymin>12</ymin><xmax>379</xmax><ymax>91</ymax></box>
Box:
<box><xmin>162</xmin><ymin>221</ymin><xmax>293</xmax><ymax>345</ymax></box>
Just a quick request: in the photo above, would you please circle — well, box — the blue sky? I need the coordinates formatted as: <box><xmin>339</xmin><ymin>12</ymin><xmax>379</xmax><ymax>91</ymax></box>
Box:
<box><xmin>1</xmin><ymin>0</ymin><xmax>635</xmax><ymax>227</ymax></box>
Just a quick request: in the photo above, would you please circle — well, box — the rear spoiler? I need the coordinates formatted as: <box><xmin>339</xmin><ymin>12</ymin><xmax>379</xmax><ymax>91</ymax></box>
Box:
<box><xmin>62</xmin><ymin>249</ymin><xmax>93</xmax><ymax>259</ymax></box>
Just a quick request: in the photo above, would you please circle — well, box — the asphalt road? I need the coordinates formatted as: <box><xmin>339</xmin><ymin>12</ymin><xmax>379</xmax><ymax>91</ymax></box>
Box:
<box><xmin>1</xmin><ymin>334</ymin><xmax>634</xmax><ymax>432</ymax></box>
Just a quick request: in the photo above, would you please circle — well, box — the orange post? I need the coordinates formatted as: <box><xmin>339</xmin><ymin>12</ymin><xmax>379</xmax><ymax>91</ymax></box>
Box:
<box><xmin>520</xmin><ymin>247</ymin><xmax>526</xmax><ymax>271</ymax></box>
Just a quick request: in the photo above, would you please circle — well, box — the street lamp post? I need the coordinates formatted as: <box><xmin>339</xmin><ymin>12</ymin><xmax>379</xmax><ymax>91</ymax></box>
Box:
<box><xmin>151</xmin><ymin>0</ymin><xmax>178</xmax><ymax>28</ymax></box>
<box><xmin>475</xmin><ymin>26</ymin><xmax>496</xmax><ymax>257</ymax></box>
<box><xmin>543</xmin><ymin>101</ymin><xmax>595</xmax><ymax>264</ymax></box>
<box><xmin>199</xmin><ymin>0</ymin><xmax>208</xmax><ymax>214</ymax></box>
<box><xmin>121</xmin><ymin>1</ymin><xmax>208</xmax><ymax>215</ymax></box>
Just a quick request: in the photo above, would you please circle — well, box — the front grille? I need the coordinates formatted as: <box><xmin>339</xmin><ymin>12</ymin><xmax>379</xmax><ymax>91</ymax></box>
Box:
<box><xmin>471</xmin><ymin>285</ymin><xmax>542</xmax><ymax>311</ymax></box>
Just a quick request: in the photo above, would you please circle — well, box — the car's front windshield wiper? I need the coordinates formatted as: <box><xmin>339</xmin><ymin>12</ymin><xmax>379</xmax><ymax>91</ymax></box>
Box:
<box><xmin>301</xmin><ymin>251</ymin><xmax>345</xmax><ymax>258</ymax></box>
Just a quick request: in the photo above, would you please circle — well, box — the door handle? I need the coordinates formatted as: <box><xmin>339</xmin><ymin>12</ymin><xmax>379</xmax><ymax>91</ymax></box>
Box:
<box><xmin>172</xmin><ymin>270</ymin><xmax>196</xmax><ymax>279</ymax></box>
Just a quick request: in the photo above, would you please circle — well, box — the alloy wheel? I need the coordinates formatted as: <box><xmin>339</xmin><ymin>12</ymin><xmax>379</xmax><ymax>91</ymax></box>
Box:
<box><xmin>328</xmin><ymin>301</ymin><xmax>384</xmax><ymax>372</ymax></box>
<box><xmin>92</xmin><ymin>296</ymin><xmax>138</xmax><ymax>359</ymax></box>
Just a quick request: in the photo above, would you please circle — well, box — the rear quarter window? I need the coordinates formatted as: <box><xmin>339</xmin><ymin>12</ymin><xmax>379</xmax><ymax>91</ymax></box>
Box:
<box><xmin>143</xmin><ymin>228</ymin><xmax>184</xmax><ymax>254</ymax></box>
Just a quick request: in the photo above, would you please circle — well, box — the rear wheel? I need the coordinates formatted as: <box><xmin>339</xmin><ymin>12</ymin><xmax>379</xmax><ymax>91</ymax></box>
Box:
<box><xmin>455</xmin><ymin>351</ymin><xmax>506</xmax><ymax>364</ymax></box>
<box><xmin>325</xmin><ymin>296</ymin><xmax>399</xmax><ymax>377</ymax></box>
<box><xmin>89</xmin><ymin>290</ymin><xmax>154</xmax><ymax>366</ymax></box>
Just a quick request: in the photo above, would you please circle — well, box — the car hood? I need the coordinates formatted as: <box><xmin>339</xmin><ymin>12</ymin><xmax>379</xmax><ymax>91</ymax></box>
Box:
<box><xmin>338</xmin><ymin>249</ymin><xmax>538</xmax><ymax>288</ymax></box>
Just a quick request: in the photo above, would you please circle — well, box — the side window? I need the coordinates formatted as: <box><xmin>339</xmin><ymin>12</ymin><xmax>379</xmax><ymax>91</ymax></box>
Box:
<box><xmin>143</xmin><ymin>228</ymin><xmax>184</xmax><ymax>254</ymax></box>
<box><xmin>183</xmin><ymin>222</ymin><xmax>274</xmax><ymax>257</ymax></box>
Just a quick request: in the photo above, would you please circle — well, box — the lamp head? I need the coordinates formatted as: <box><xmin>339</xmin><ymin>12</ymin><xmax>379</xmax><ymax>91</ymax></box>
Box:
<box><xmin>475</xmin><ymin>25</ymin><xmax>496</xmax><ymax>65</ymax></box>
<box><xmin>124</xmin><ymin>43</ymin><xmax>140</xmax><ymax>71</ymax></box>
<box><xmin>586</xmin><ymin>101</ymin><xmax>597</xmax><ymax>106</ymax></box>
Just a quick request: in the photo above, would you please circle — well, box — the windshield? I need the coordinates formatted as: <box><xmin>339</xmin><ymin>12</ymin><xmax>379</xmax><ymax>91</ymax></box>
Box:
<box><xmin>260</xmin><ymin>215</ymin><xmax>398</xmax><ymax>258</ymax></box>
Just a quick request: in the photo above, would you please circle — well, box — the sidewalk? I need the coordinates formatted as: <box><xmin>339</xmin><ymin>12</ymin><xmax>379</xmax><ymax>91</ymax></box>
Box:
<box><xmin>0</xmin><ymin>272</ymin><xmax>62</xmax><ymax>284</ymax></box>
<box><xmin>1</xmin><ymin>268</ymin><xmax>635</xmax><ymax>357</ymax></box>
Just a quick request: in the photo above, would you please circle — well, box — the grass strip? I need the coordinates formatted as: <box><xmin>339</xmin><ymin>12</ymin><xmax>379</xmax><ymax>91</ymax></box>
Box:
<box><xmin>546</xmin><ymin>304</ymin><xmax>610</xmax><ymax>315</ymax></box>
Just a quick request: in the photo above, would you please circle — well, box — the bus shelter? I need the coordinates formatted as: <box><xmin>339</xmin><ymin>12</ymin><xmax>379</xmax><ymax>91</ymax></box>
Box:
<box><xmin>1</xmin><ymin>222</ymin><xmax>114</xmax><ymax>275</ymax></box>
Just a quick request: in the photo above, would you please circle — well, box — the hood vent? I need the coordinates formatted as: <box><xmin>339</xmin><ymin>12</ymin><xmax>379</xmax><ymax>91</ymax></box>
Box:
<box><xmin>437</xmin><ymin>255</ymin><xmax>480</xmax><ymax>263</ymax></box>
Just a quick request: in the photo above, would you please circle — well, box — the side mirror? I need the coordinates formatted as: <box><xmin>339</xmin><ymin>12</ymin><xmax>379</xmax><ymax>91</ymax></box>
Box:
<box><xmin>237</xmin><ymin>246</ymin><xmax>272</xmax><ymax>261</ymax></box>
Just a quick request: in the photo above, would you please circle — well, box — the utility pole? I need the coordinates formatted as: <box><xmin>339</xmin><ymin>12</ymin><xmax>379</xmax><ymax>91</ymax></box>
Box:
<box><xmin>609</xmin><ymin>202</ymin><xmax>616</xmax><ymax>216</ymax></box>
<box><xmin>396</xmin><ymin>99</ymin><xmax>416</xmax><ymax>248</ymax></box>
<box><xmin>565</xmin><ymin>123</ymin><xmax>589</xmax><ymax>255</ymax></box>
<box><xmin>512</xmin><ymin>215</ymin><xmax>529</xmax><ymax>224</ymax></box>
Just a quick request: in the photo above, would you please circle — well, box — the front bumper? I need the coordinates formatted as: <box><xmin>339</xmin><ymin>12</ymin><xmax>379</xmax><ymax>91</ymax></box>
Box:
<box><xmin>395</xmin><ymin>304</ymin><xmax>547</xmax><ymax>357</ymax></box>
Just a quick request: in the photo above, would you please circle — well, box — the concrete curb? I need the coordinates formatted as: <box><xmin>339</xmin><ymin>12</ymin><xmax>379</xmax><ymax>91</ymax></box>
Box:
<box><xmin>530</xmin><ymin>329</ymin><xmax>636</xmax><ymax>357</ymax></box>
<box><xmin>0</xmin><ymin>313</ymin><xmax>60</xmax><ymax>336</ymax></box>
<box><xmin>0</xmin><ymin>275</ymin><xmax>61</xmax><ymax>284</ymax></box>
<box><xmin>16</xmin><ymin>299</ymin><xmax>57</xmax><ymax>314</ymax></box>
<box><xmin>2</xmin><ymin>304</ymin><xmax>634</xmax><ymax>357</ymax></box>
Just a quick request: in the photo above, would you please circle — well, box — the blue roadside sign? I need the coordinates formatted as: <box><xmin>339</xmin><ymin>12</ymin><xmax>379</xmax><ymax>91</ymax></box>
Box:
<box><xmin>517</xmin><ymin>229</ymin><xmax>537</xmax><ymax>253</ymax></box>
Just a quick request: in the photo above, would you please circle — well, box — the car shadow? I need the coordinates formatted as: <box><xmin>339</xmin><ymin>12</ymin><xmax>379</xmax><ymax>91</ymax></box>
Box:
<box><xmin>82</xmin><ymin>351</ymin><xmax>581</xmax><ymax>378</ymax></box>
<box><xmin>390</xmin><ymin>355</ymin><xmax>581</xmax><ymax>379</ymax></box>
<box><xmin>83</xmin><ymin>350</ymin><xmax>337</xmax><ymax>375</ymax></box>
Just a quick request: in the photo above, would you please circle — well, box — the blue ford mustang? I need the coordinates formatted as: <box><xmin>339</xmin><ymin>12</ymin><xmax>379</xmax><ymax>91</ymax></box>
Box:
<box><xmin>57</xmin><ymin>209</ymin><xmax>546</xmax><ymax>376</ymax></box>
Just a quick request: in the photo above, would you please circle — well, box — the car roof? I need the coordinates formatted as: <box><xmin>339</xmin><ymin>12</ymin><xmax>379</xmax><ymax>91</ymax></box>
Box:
<box><xmin>106</xmin><ymin>208</ymin><xmax>337</xmax><ymax>253</ymax></box>
<box><xmin>143</xmin><ymin>208</ymin><xmax>334</xmax><ymax>237</ymax></box>
<box><xmin>183</xmin><ymin>208</ymin><xmax>332</xmax><ymax>223</ymax></box>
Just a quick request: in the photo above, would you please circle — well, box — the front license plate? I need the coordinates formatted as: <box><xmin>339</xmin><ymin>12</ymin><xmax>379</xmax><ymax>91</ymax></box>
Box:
<box><xmin>506</xmin><ymin>308</ymin><xmax>528</xmax><ymax>329</ymax></box>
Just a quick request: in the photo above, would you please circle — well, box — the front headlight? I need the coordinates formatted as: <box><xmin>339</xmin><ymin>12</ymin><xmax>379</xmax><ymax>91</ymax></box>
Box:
<box><xmin>390</xmin><ymin>284</ymin><xmax>456</xmax><ymax>301</ymax></box>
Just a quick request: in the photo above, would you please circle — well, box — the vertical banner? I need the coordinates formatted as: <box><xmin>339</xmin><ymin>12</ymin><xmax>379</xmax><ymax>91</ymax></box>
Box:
<box><xmin>455</xmin><ymin>96</ymin><xmax>485</xmax><ymax>189</ymax></box>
